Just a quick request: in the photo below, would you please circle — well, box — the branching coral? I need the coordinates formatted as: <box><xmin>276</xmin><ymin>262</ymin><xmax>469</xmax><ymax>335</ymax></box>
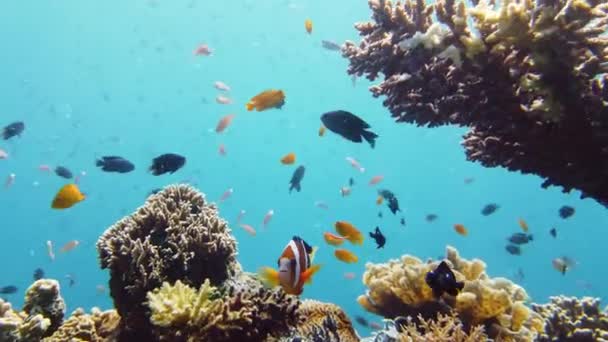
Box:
<box><xmin>357</xmin><ymin>245</ymin><xmax>544</xmax><ymax>340</ymax></box>
<box><xmin>397</xmin><ymin>312</ymin><xmax>488</xmax><ymax>341</ymax></box>
<box><xmin>343</xmin><ymin>0</ymin><xmax>608</xmax><ymax>206</ymax></box>
<box><xmin>532</xmin><ymin>296</ymin><xmax>608</xmax><ymax>341</ymax></box>
<box><xmin>0</xmin><ymin>298</ymin><xmax>50</xmax><ymax>342</ymax></box>
<box><xmin>288</xmin><ymin>300</ymin><xmax>360</xmax><ymax>342</ymax></box>
<box><xmin>42</xmin><ymin>308</ymin><xmax>120</xmax><ymax>342</ymax></box>
<box><xmin>96</xmin><ymin>184</ymin><xmax>239</xmax><ymax>339</ymax></box>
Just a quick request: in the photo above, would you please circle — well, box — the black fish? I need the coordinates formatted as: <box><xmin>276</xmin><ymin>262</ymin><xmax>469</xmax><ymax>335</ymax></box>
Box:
<box><xmin>400</xmin><ymin>217</ymin><xmax>406</xmax><ymax>226</ymax></box>
<box><xmin>354</xmin><ymin>315</ymin><xmax>369</xmax><ymax>327</ymax></box>
<box><xmin>96</xmin><ymin>156</ymin><xmax>135</xmax><ymax>173</ymax></box>
<box><xmin>33</xmin><ymin>268</ymin><xmax>44</xmax><ymax>281</ymax></box>
<box><xmin>549</xmin><ymin>227</ymin><xmax>557</xmax><ymax>238</ymax></box>
<box><xmin>481</xmin><ymin>203</ymin><xmax>500</xmax><ymax>216</ymax></box>
<box><xmin>320</xmin><ymin>110</ymin><xmax>378</xmax><ymax>148</ymax></box>
<box><xmin>507</xmin><ymin>233</ymin><xmax>533</xmax><ymax>245</ymax></box>
<box><xmin>505</xmin><ymin>244</ymin><xmax>521</xmax><ymax>255</ymax></box>
<box><xmin>2</xmin><ymin>122</ymin><xmax>25</xmax><ymax>140</ymax></box>
<box><xmin>425</xmin><ymin>214</ymin><xmax>438</xmax><ymax>222</ymax></box>
<box><xmin>349</xmin><ymin>177</ymin><xmax>355</xmax><ymax>186</ymax></box>
<box><xmin>558</xmin><ymin>205</ymin><xmax>575</xmax><ymax>219</ymax></box>
<box><xmin>425</xmin><ymin>261</ymin><xmax>464</xmax><ymax>297</ymax></box>
<box><xmin>289</xmin><ymin>165</ymin><xmax>306</xmax><ymax>193</ymax></box>
<box><xmin>378</xmin><ymin>189</ymin><xmax>401</xmax><ymax>214</ymax></box>
<box><xmin>55</xmin><ymin>166</ymin><xmax>73</xmax><ymax>179</ymax></box>
<box><xmin>149</xmin><ymin>153</ymin><xmax>186</xmax><ymax>175</ymax></box>
<box><xmin>369</xmin><ymin>226</ymin><xmax>386</xmax><ymax>248</ymax></box>
<box><xmin>0</xmin><ymin>286</ymin><xmax>17</xmax><ymax>294</ymax></box>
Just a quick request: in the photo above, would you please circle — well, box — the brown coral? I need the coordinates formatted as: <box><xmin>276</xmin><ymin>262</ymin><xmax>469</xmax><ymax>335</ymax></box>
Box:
<box><xmin>343</xmin><ymin>0</ymin><xmax>608</xmax><ymax>206</ymax></box>
<box><xmin>290</xmin><ymin>300</ymin><xmax>360</xmax><ymax>342</ymax></box>
<box><xmin>22</xmin><ymin>279</ymin><xmax>65</xmax><ymax>333</ymax></box>
<box><xmin>42</xmin><ymin>307</ymin><xmax>120</xmax><ymax>342</ymax></box>
<box><xmin>532</xmin><ymin>296</ymin><xmax>608</xmax><ymax>341</ymax></box>
<box><xmin>396</xmin><ymin>312</ymin><xmax>489</xmax><ymax>342</ymax></box>
<box><xmin>0</xmin><ymin>298</ymin><xmax>50</xmax><ymax>342</ymax></box>
<box><xmin>96</xmin><ymin>184</ymin><xmax>239</xmax><ymax>340</ymax></box>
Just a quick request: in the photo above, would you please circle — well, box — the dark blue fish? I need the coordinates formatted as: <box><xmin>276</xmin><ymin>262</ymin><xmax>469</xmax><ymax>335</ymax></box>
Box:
<box><xmin>425</xmin><ymin>261</ymin><xmax>464</xmax><ymax>297</ymax></box>
<box><xmin>378</xmin><ymin>189</ymin><xmax>401</xmax><ymax>214</ymax></box>
<box><xmin>0</xmin><ymin>286</ymin><xmax>17</xmax><ymax>294</ymax></box>
<box><xmin>149</xmin><ymin>153</ymin><xmax>186</xmax><ymax>175</ymax></box>
<box><xmin>289</xmin><ymin>165</ymin><xmax>306</xmax><ymax>193</ymax></box>
<box><xmin>507</xmin><ymin>233</ymin><xmax>533</xmax><ymax>245</ymax></box>
<box><xmin>425</xmin><ymin>214</ymin><xmax>438</xmax><ymax>222</ymax></box>
<box><xmin>550</xmin><ymin>227</ymin><xmax>557</xmax><ymax>238</ymax></box>
<box><xmin>33</xmin><ymin>268</ymin><xmax>44</xmax><ymax>281</ymax></box>
<box><xmin>559</xmin><ymin>206</ymin><xmax>575</xmax><ymax>219</ymax></box>
<box><xmin>369</xmin><ymin>226</ymin><xmax>386</xmax><ymax>248</ymax></box>
<box><xmin>505</xmin><ymin>244</ymin><xmax>521</xmax><ymax>255</ymax></box>
<box><xmin>321</xmin><ymin>110</ymin><xmax>378</xmax><ymax>148</ymax></box>
<box><xmin>481</xmin><ymin>203</ymin><xmax>500</xmax><ymax>216</ymax></box>
<box><xmin>55</xmin><ymin>166</ymin><xmax>73</xmax><ymax>179</ymax></box>
<box><xmin>2</xmin><ymin>122</ymin><xmax>25</xmax><ymax>140</ymax></box>
<box><xmin>96</xmin><ymin>156</ymin><xmax>135</xmax><ymax>173</ymax></box>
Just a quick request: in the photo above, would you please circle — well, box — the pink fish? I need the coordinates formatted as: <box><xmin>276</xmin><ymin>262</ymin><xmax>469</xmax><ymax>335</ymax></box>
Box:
<box><xmin>369</xmin><ymin>175</ymin><xmax>384</xmax><ymax>185</ymax></box>
<box><xmin>0</xmin><ymin>149</ymin><xmax>7</xmax><ymax>159</ymax></box>
<box><xmin>216</xmin><ymin>95</ymin><xmax>233</xmax><ymax>105</ymax></box>
<box><xmin>5</xmin><ymin>173</ymin><xmax>15</xmax><ymax>188</ymax></box>
<box><xmin>344</xmin><ymin>272</ymin><xmax>356</xmax><ymax>280</ymax></box>
<box><xmin>218</xmin><ymin>144</ymin><xmax>227</xmax><ymax>156</ymax></box>
<box><xmin>214</xmin><ymin>81</ymin><xmax>230</xmax><ymax>92</ymax></box>
<box><xmin>219</xmin><ymin>188</ymin><xmax>233</xmax><ymax>202</ymax></box>
<box><xmin>39</xmin><ymin>164</ymin><xmax>51</xmax><ymax>172</ymax></box>
<box><xmin>194</xmin><ymin>44</ymin><xmax>212</xmax><ymax>56</ymax></box>
<box><xmin>314</xmin><ymin>201</ymin><xmax>329</xmax><ymax>210</ymax></box>
<box><xmin>46</xmin><ymin>240</ymin><xmax>55</xmax><ymax>262</ymax></box>
<box><xmin>263</xmin><ymin>209</ymin><xmax>274</xmax><ymax>228</ymax></box>
<box><xmin>236</xmin><ymin>209</ymin><xmax>246</xmax><ymax>223</ymax></box>
<box><xmin>216</xmin><ymin>114</ymin><xmax>235</xmax><ymax>133</ymax></box>
<box><xmin>340</xmin><ymin>186</ymin><xmax>351</xmax><ymax>197</ymax></box>
<box><xmin>240</xmin><ymin>223</ymin><xmax>256</xmax><ymax>236</ymax></box>
<box><xmin>345</xmin><ymin>157</ymin><xmax>365</xmax><ymax>173</ymax></box>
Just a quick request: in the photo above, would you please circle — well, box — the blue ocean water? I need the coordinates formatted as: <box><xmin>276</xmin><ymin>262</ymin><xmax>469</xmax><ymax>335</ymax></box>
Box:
<box><xmin>0</xmin><ymin>0</ymin><xmax>606</xmax><ymax>335</ymax></box>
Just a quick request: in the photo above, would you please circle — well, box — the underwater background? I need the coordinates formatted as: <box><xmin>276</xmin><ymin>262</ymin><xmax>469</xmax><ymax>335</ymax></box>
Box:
<box><xmin>1</xmin><ymin>0</ymin><xmax>606</xmax><ymax>336</ymax></box>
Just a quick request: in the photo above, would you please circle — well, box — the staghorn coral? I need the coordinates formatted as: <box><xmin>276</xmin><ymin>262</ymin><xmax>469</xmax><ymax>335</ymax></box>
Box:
<box><xmin>96</xmin><ymin>184</ymin><xmax>239</xmax><ymax>340</ymax></box>
<box><xmin>286</xmin><ymin>300</ymin><xmax>360</xmax><ymax>342</ymax></box>
<box><xmin>397</xmin><ymin>312</ymin><xmax>488</xmax><ymax>341</ymax></box>
<box><xmin>22</xmin><ymin>279</ymin><xmax>65</xmax><ymax>333</ymax></box>
<box><xmin>532</xmin><ymin>296</ymin><xmax>608</xmax><ymax>341</ymax></box>
<box><xmin>42</xmin><ymin>308</ymin><xmax>120</xmax><ymax>342</ymax></box>
<box><xmin>358</xmin><ymin>245</ymin><xmax>544</xmax><ymax>341</ymax></box>
<box><xmin>343</xmin><ymin>0</ymin><xmax>608</xmax><ymax>206</ymax></box>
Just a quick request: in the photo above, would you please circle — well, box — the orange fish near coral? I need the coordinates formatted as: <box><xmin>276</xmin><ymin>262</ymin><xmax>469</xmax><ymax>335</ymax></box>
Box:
<box><xmin>335</xmin><ymin>221</ymin><xmax>363</xmax><ymax>245</ymax></box>
<box><xmin>454</xmin><ymin>224</ymin><xmax>468</xmax><ymax>236</ymax></box>
<box><xmin>369</xmin><ymin>175</ymin><xmax>384</xmax><ymax>186</ymax></box>
<box><xmin>518</xmin><ymin>218</ymin><xmax>529</xmax><ymax>232</ymax></box>
<box><xmin>323</xmin><ymin>232</ymin><xmax>346</xmax><ymax>246</ymax></box>
<box><xmin>281</xmin><ymin>152</ymin><xmax>296</xmax><ymax>165</ymax></box>
<box><xmin>304</xmin><ymin>19</ymin><xmax>313</xmax><ymax>34</ymax></box>
<box><xmin>246</xmin><ymin>90</ymin><xmax>285</xmax><ymax>112</ymax></box>
<box><xmin>60</xmin><ymin>240</ymin><xmax>80</xmax><ymax>253</ymax></box>
<box><xmin>52</xmin><ymin>184</ymin><xmax>85</xmax><ymax>209</ymax></box>
<box><xmin>335</xmin><ymin>249</ymin><xmax>358</xmax><ymax>263</ymax></box>
<box><xmin>215</xmin><ymin>114</ymin><xmax>235</xmax><ymax>133</ymax></box>
<box><xmin>259</xmin><ymin>236</ymin><xmax>321</xmax><ymax>295</ymax></box>
<box><xmin>318</xmin><ymin>125</ymin><xmax>326</xmax><ymax>137</ymax></box>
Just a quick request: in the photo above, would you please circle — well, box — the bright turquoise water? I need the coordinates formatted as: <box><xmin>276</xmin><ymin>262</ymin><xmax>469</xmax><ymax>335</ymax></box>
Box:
<box><xmin>1</xmin><ymin>0</ymin><xmax>606</xmax><ymax>335</ymax></box>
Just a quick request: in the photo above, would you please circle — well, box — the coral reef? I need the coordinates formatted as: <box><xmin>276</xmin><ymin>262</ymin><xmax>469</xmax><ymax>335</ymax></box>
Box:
<box><xmin>343</xmin><ymin>0</ymin><xmax>608</xmax><ymax>205</ymax></box>
<box><xmin>357</xmin><ymin>245</ymin><xmax>544</xmax><ymax>340</ymax></box>
<box><xmin>22</xmin><ymin>279</ymin><xmax>65</xmax><ymax>332</ymax></box>
<box><xmin>43</xmin><ymin>308</ymin><xmax>120</xmax><ymax>342</ymax></box>
<box><xmin>286</xmin><ymin>300</ymin><xmax>360</xmax><ymax>342</ymax></box>
<box><xmin>96</xmin><ymin>184</ymin><xmax>239</xmax><ymax>339</ymax></box>
<box><xmin>0</xmin><ymin>298</ymin><xmax>50</xmax><ymax>342</ymax></box>
<box><xmin>532</xmin><ymin>296</ymin><xmax>608</xmax><ymax>341</ymax></box>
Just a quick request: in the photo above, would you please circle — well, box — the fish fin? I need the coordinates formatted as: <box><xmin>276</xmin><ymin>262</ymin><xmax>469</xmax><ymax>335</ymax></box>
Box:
<box><xmin>246</xmin><ymin>102</ymin><xmax>254</xmax><ymax>111</ymax></box>
<box><xmin>258</xmin><ymin>267</ymin><xmax>280</xmax><ymax>287</ymax></box>
<box><xmin>95</xmin><ymin>159</ymin><xmax>104</xmax><ymax>167</ymax></box>
<box><xmin>529</xmin><ymin>234</ymin><xmax>534</xmax><ymax>241</ymax></box>
<box><xmin>361</xmin><ymin>130</ymin><xmax>378</xmax><ymax>148</ymax></box>
<box><xmin>310</xmin><ymin>246</ymin><xmax>319</xmax><ymax>264</ymax></box>
<box><xmin>301</xmin><ymin>264</ymin><xmax>322</xmax><ymax>284</ymax></box>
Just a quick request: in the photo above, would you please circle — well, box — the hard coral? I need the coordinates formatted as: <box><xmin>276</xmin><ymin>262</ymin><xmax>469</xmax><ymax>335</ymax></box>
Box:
<box><xmin>344</xmin><ymin>0</ymin><xmax>608</xmax><ymax>206</ymax></box>
<box><xmin>397</xmin><ymin>312</ymin><xmax>489</xmax><ymax>342</ymax></box>
<box><xmin>288</xmin><ymin>300</ymin><xmax>360</xmax><ymax>342</ymax></box>
<box><xmin>0</xmin><ymin>298</ymin><xmax>50</xmax><ymax>342</ymax></box>
<box><xmin>357</xmin><ymin>245</ymin><xmax>543</xmax><ymax>340</ymax></box>
<box><xmin>43</xmin><ymin>308</ymin><xmax>120</xmax><ymax>342</ymax></box>
<box><xmin>532</xmin><ymin>296</ymin><xmax>608</xmax><ymax>341</ymax></box>
<box><xmin>96</xmin><ymin>184</ymin><xmax>238</xmax><ymax>340</ymax></box>
<box><xmin>22</xmin><ymin>279</ymin><xmax>65</xmax><ymax>333</ymax></box>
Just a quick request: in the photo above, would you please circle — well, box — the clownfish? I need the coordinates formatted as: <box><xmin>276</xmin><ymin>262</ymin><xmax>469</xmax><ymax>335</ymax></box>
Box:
<box><xmin>259</xmin><ymin>236</ymin><xmax>321</xmax><ymax>295</ymax></box>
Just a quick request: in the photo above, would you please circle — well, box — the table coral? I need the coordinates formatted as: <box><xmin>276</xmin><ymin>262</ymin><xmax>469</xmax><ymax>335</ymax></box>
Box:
<box><xmin>96</xmin><ymin>184</ymin><xmax>238</xmax><ymax>340</ymax></box>
<box><xmin>343</xmin><ymin>0</ymin><xmax>608</xmax><ymax>206</ymax></box>
<box><xmin>532</xmin><ymin>296</ymin><xmax>608</xmax><ymax>341</ymax></box>
<box><xmin>358</xmin><ymin>245</ymin><xmax>544</xmax><ymax>340</ymax></box>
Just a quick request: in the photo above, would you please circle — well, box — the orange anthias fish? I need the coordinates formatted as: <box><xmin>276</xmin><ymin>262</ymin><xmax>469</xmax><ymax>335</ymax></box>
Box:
<box><xmin>52</xmin><ymin>184</ymin><xmax>85</xmax><ymax>209</ymax></box>
<box><xmin>259</xmin><ymin>236</ymin><xmax>321</xmax><ymax>295</ymax></box>
<box><xmin>246</xmin><ymin>90</ymin><xmax>285</xmax><ymax>112</ymax></box>
<box><xmin>323</xmin><ymin>232</ymin><xmax>346</xmax><ymax>246</ymax></box>
<box><xmin>335</xmin><ymin>249</ymin><xmax>358</xmax><ymax>263</ymax></box>
<box><xmin>335</xmin><ymin>221</ymin><xmax>363</xmax><ymax>245</ymax></box>
<box><xmin>60</xmin><ymin>240</ymin><xmax>80</xmax><ymax>253</ymax></box>
<box><xmin>318</xmin><ymin>125</ymin><xmax>326</xmax><ymax>137</ymax></box>
<box><xmin>518</xmin><ymin>218</ymin><xmax>529</xmax><ymax>232</ymax></box>
<box><xmin>215</xmin><ymin>114</ymin><xmax>235</xmax><ymax>133</ymax></box>
<box><xmin>454</xmin><ymin>224</ymin><xmax>468</xmax><ymax>236</ymax></box>
<box><xmin>281</xmin><ymin>152</ymin><xmax>296</xmax><ymax>165</ymax></box>
<box><xmin>305</xmin><ymin>19</ymin><xmax>313</xmax><ymax>34</ymax></box>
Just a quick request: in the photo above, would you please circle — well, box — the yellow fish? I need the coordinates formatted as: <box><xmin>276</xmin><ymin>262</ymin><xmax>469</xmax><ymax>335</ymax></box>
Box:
<box><xmin>52</xmin><ymin>184</ymin><xmax>85</xmax><ymax>209</ymax></box>
<box><xmin>246</xmin><ymin>89</ymin><xmax>285</xmax><ymax>112</ymax></box>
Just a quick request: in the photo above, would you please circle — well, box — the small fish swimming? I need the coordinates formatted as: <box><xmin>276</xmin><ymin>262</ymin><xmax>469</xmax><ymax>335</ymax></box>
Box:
<box><xmin>246</xmin><ymin>89</ymin><xmax>285</xmax><ymax>111</ymax></box>
<box><xmin>55</xmin><ymin>166</ymin><xmax>73</xmax><ymax>179</ymax></box>
<box><xmin>321</xmin><ymin>111</ymin><xmax>378</xmax><ymax>148</ymax></box>
<box><xmin>33</xmin><ymin>268</ymin><xmax>44</xmax><ymax>281</ymax></box>
<box><xmin>425</xmin><ymin>214</ymin><xmax>438</xmax><ymax>222</ymax></box>
<box><xmin>378</xmin><ymin>189</ymin><xmax>400</xmax><ymax>214</ymax></box>
<box><xmin>96</xmin><ymin>156</ymin><xmax>134</xmax><ymax>173</ymax></box>
<box><xmin>335</xmin><ymin>221</ymin><xmax>364</xmax><ymax>245</ymax></box>
<box><xmin>518</xmin><ymin>218</ymin><xmax>529</xmax><ymax>232</ymax></box>
<box><xmin>369</xmin><ymin>226</ymin><xmax>386</xmax><ymax>248</ymax></box>
<box><xmin>193</xmin><ymin>44</ymin><xmax>212</xmax><ymax>56</ymax></box>
<box><xmin>400</xmin><ymin>217</ymin><xmax>406</xmax><ymax>226</ymax></box>
<box><xmin>321</xmin><ymin>40</ymin><xmax>341</xmax><ymax>51</ymax></box>
<box><xmin>349</xmin><ymin>177</ymin><xmax>355</xmax><ymax>186</ymax></box>
<box><xmin>505</xmin><ymin>244</ymin><xmax>521</xmax><ymax>255</ymax></box>
<box><xmin>558</xmin><ymin>205</ymin><xmax>575</xmax><ymax>219</ymax></box>
<box><xmin>481</xmin><ymin>203</ymin><xmax>500</xmax><ymax>216</ymax></box>
<box><xmin>51</xmin><ymin>184</ymin><xmax>85</xmax><ymax>209</ymax></box>
<box><xmin>0</xmin><ymin>149</ymin><xmax>8</xmax><ymax>159</ymax></box>
<box><xmin>304</xmin><ymin>19</ymin><xmax>313</xmax><ymax>34</ymax></box>
<box><xmin>289</xmin><ymin>165</ymin><xmax>306</xmax><ymax>193</ymax></box>
<box><xmin>334</xmin><ymin>249</ymin><xmax>358</xmax><ymax>263</ymax></box>
<box><xmin>149</xmin><ymin>153</ymin><xmax>186</xmax><ymax>175</ymax></box>
<box><xmin>354</xmin><ymin>315</ymin><xmax>369</xmax><ymax>327</ymax></box>
<box><xmin>0</xmin><ymin>286</ymin><xmax>17</xmax><ymax>294</ymax></box>
<box><xmin>215</xmin><ymin>114</ymin><xmax>235</xmax><ymax>133</ymax></box>
<box><xmin>549</xmin><ymin>227</ymin><xmax>557</xmax><ymax>238</ymax></box>
<box><xmin>425</xmin><ymin>261</ymin><xmax>464</xmax><ymax>297</ymax></box>
<box><xmin>323</xmin><ymin>232</ymin><xmax>346</xmax><ymax>246</ymax></box>
<box><xmin>453</xmin><ymin>224</ymin><xmax>468</xmax><ymax>236</ymax></box>
<box><xmin>508</xmin><ymin>233</ymin><xmax>533</xmax><ymax>245</ymax></box>
<box><xmin>369</xmin><ymin>175</ymin><xmax>384</xmax><ymax>186</ymax></box>
<box><xmin>1</xmin><ymin>122</ymin><xmax>25</xmax><ymax>140</ymax></box>
<box><xmin>258</xmin><ymin>236</ymin><xmax>321</xmax><ymax>295</ymax></box>
<box><xmin>281</xmin><ymin>152</ymin><xmax>296</xmax><ymax>165</ymax></box>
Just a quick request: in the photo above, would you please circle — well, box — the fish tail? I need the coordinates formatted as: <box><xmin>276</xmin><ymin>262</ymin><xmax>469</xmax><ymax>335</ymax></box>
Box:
<box><xmin>258</xmin><ymin>267</ymin><xmax>280</xmax><ymax>287</ymax></box>
<box><xmin>348</xmin><ymin>235</ymin><xmax>363</xmax><ymax>245</ymax></box>
<box><xmin>361</xmin><ymin>130</ymin><xmax>378</xmax><ymax>148</ymax></box>
<box><xmin>301</xmin><ymin>264</ymin><xmax>322</xmax><ymax>285</ymax></box>
<box><xmin>95</xmin><ymin>159</ymin><xmax>104</xmax><ymax>167</ymax></box>
<box><xmin>310</xmin><ymin>246</ymin><xmax>319</xmax><ymax>263</ymax></box>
